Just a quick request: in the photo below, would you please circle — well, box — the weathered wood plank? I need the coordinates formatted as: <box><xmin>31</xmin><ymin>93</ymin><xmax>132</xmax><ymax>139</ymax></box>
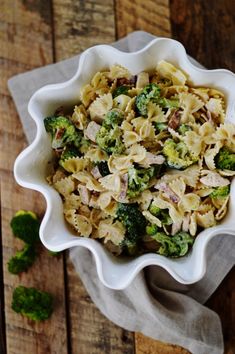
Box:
<box><xmin>52</xmin><ymin>0</ymin><xmax>116</xmax><ymax>59</ymax></box>
<box><xmin>115</xmin><ymin>0</ymin><xmax>171</xmax><ymax>39</ymax></box>
<box><xmin>0</xmin><ymin>0</ymin><xmax>68</xmax><ymax>353</ymax></box>
<box><xmin>170</xmin><ymin>0</ymin><xmax>235</xmax><ymax>70</ymax></box>
<box><xmin>52</xmin><ymin>0</ymin><xmax>135</xmax><ymax>353</ymax></box>
<box><xmin>206</xmin><ymin>268</ymin><xmax>235</xmax><ymax>353</ymax></box>
<box><xmin>170</xmin><ymin>2</ymin><xmax>235</xmax><ymax>352</ymax></box>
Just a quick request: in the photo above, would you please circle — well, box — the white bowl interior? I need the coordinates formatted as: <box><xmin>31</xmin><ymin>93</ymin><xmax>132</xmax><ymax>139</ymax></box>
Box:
<box><xmin>14</xmin><ymin>37</ymin><xmax>235</xmax><ymax>289</ymax></box>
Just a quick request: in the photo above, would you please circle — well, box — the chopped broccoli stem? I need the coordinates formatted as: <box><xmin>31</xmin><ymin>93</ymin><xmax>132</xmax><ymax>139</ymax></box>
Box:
<box><xmin>96</xmin><ymin>161</ymin><xmax>110</xmax><ymax>176</ymax></box>
<box><xmin>117</xmin><ymin>203</ymin><xmax>147</xmax><ymax>249</ymax></box>
<box><xmin>158</xmin><ymin>98</ymin><xmax>179</xmax><ymax>109</ymax></box>
<box><xmin>152</xmin><ymin>231</ymin><xmax>194</xmax><ymax>257</ymax></box>
<box><xmin>149</xmin><ymin>204</ymin><xmax>161</xmax><ymax>216</ymax></box>
<box><xmin>127</xmin><ymin>167</ymin><xmax>155</xmax><ymax>198</ymax></box>
<box><xmin>155</xmin><ymin>122</ymin><xmax>168</xmax><ymax>132</ymax></box>
<box><xmin>112</xmin><ymin>85</ymin><xmax>130</xmax><ymax>98</ymax></box>
<box><xmin>215</xmin><ymin>147</ymin><xmax>235</xmax><ymax>171</ymax></box>
<box><xmin>148</xmin><ymin>203</ymin><xmax>172</xmax><ymax>225</ymax></box>
<box><xmin>8</xmin><ymin>244</ymin><xmax>36</xmax><ymax>274</ymax></box>
<box><xmin>12</xmin><ymin>286</ymin><xmax>53</xmax><ymax>321</ymax></box>
<box><xmin>177</xmin><ymin>124</ymin><xmax>191</xmax><ymax>135</ymax></box>
<box><xmin>163</xmin><ymin>139</ymin><xmax>198</xmax><ymax>169</ymax></box>
<box><xmin>44</xmin><ymin>116</ymin><xmax>82</xmax><ymax>150</ymax></box>
<box><xmin>10</xmin><ymin>210</ymin><xmax>40</xmax><ymax>244</ymax></box>
<box><xmin>210</xmin><ymin>185</ymin><xmax>230</xmax><ymax>199</ymax></box>
<box><xmin>146</xmin><ymin>224</ymin><xmax>158</xmax><ymax>235</ymax></box>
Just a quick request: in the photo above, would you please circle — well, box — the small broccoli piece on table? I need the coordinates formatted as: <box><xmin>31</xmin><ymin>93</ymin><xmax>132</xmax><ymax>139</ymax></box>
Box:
<box><xmin>12</xmin><ymin>286</ymin><xmax>53</xmax><ymax>321</ymax></box>
<box><xmin>163</xmin><ymin>139</ymin><xmax>198</xmax><ymax>170</ymax></box>
<box><xmin>127</xmin><ymin>167</ymin><xmax>155</xmax><ymax>198</ymax></box>
<box><xmin>44</xmin><ymin>116</ymin><xmax>82</xmax><ymax>150</ymax></box>
<box><xmin>210</xmin><ymin>185</ymin><xmax>230</xmax><ymax>199</ymax></box>
<box><xmin>116</xmin><ymin>203</ymin><xmax>147</xmax><ymax>255</ymax></box>
<box><xmin>96</xmin><ymin>109</ymin><xmax>125</xmax><ymax>155</ymax></box>
<box><xmin>152</xmin><ymin>231</ymin><xmax>194</xmax><ymax>257</ymax></box>
<box><xmin>8</xmin><ymin>244</ymin><xmax>36</xmax><ymax>274</ymax></box>
<box><xmin>96</xmin><ymin>161</ymin><xmax>110</xmax><ymax>177</ymax></box>
<box><xmin>135</xmin><ymin>83</ymin><xmax>161</xmax><ymax>116</ymax></box>
<box><xmin>59</xmin><ymin>146</ymin><xmax>80</xmax><ymax>168</ymax></box>
<box><xmin>10</xmin><ymin>210</ymin><xmax>40</xmax><ymax>244</ymax></box>
<box><xmin>112</xmin><ymin>85</ymin><xmax>130</xmax><ymax>98</ymax></box>
<box><xmin>215</xmin><ymin>147</ymin><xmax>235</xmax><ymax>171</ymax></box>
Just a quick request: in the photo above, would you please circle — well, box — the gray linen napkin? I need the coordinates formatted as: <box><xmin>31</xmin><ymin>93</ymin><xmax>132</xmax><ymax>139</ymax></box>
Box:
<box><xmin>8</xmin><ymin>31</ymin><xmax>235</xmax><ymax>354</ymax></box>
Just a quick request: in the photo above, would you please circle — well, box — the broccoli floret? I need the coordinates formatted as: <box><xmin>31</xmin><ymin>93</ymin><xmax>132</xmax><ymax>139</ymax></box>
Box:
<box><xmin>12</xmin><ymin>286</ymin><xmax>53</xmax><ymax>321</ymax></box>
<box><xmin>149</xmin><ymin>203</ymin><xmax>172</xmax><ymax>225</ymax></box>
<box><xmin>155</xmin><ymin>122</ymin><xmax>168</xmax><ymax>132</ymax></box>
<box><xmin>8</xmin><ymin>244</ymin><xmax>36</xmax><ymax>274</ymax></box>
<box><xmin>96</xmin><ymin>125</ymin><xmax>124</xmax><ymax>155</ymax></box>
<box><xmin>103</xmin><ymin>109</ymin><xmax>125</xmax><ymax>128</ymax></box>
<box><xmin>149</xmin><ymin>204</ymin><xmax>161</xmax><ymax>216</ymax></box>
<box><xmin>163</xmin><ymin>139</ymin><xmax>198</xmax><ymax>170</ymax></box>
<box><xmin>44</xmin><ymin>116</ymin><xmax>82</xmax><ymax>150</ymax></box>
<box><xmin>215</xmin><ymin>147</ymin><xmax>235</xmax><ymax>171</ymax></box>
<box><xmin>146</xmin><ymin>224</ymin><xmax>158</xmax><ymax>235</ymax></box>
<box><xmin>127</xmin><ymin>167</ymin><xmax>155</xmax><ymax>198</ymax></box>
<box><xmin>59</xmin><ymin>146</ymin><xmax>80</xmax><ymax>168</ymax></box>
<box><xmin>96</xmin><ymin>161</ymin><xmax>110</xmax><ymax>177</ymax></box>
<box><xmin>10</xmin><ymin>210</ymin><xmax>40</xmax><ymax>244</ymax></box>
<box><xmin>135</xmin><ymin>83</ymin><xmax>161</xmax><ymax>116</ymax></box>
<box><xmin>177</xmin><ymin>124</ymin><xmax>191</xmax><ymax>135</ymax></box>
<box><xmin>152</xmin><ymin>231</ymin><xmax>194</xmax><ymax>257</ymax></box>
<box><xmin>158</xmin><ymin>98</ymin><xmax>179</xmax><ymax>109</ymax></box>
<box><xmin>112</xmin><ymin>85</ymin><xmax>130</xmax><ymax>98</ymax></box>
<box><xmin>210</xmin><ymin>186</ymin><xmax>230</xmax><ymax>199</ymax></box>
<box><xmin>96</xmin><ymin>109</ymin><xmax>125</xmax><ymax>154</ymax></box>
<box><xmin>117</xmin><ymin>203</ymin><xmax>147</xmax><ymax>254</ymax></box>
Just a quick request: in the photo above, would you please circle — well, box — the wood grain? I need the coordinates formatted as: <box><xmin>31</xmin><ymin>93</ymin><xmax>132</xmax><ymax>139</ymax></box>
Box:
<box><xmin>170</xmin><ymin>1</ymin><xmax>235</xmax><ymax>352</ymax></box>
<box><xmin>0</xmin><ymin>0</ymin><xmax>68</xmax><ymax>353</ymax></box>
<box><xmin>52</xmin><ymin>0</ymin><xmax>116</xmax><ymax>59</ymax></box>
<box><xmin>135</xmin><ymin>335</ymin><xmax>191</xmax><ymax>354</ymax></box>
<box><xmin>52</xmin><ymin>0</ymin><xmax>135</xmax><ymax>353</ymax></box>
<box><xmin>170</xmin><ymin>0</ymin><xmax>235</xmax><ymax>70</ymax></box>
<box><xmin>115</xmin><ymin>0</ymin><xmax>171</xmax><ymax>39</ymax></box>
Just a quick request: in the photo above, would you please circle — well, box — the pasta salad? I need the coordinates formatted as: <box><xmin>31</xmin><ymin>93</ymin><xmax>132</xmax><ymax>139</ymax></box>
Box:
<box><xmin>44</xmin><ymin>60</ymin><xmax>235</xmax><ymax>258</ymax></box>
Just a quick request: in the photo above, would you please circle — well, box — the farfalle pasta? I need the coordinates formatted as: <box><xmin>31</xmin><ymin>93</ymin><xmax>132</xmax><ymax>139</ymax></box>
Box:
<box><xmin>44</xmin><ymin>60</ymin><xmax>235</xmax><ymax>258</ymax></box>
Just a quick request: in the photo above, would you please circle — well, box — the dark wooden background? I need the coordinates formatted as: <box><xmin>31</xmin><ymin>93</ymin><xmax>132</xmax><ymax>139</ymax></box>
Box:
<box><xmin>1</xmin><ymin>0</ymin><xmax>235</xmax><ymax>353</ymax></box>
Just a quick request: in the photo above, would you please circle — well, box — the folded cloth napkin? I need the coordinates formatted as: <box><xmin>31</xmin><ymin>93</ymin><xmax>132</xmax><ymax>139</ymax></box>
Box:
<box><xmin>8</xmin><ymin>31</ymin><xmax>235</xmax><ymax>354</ymax></box>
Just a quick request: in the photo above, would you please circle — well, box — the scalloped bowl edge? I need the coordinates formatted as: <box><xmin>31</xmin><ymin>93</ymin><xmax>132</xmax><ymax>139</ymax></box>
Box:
<box><xmin>14</xmin><ymin>37</ymin><xmax>235</xmax><ymax>289</ymax></box>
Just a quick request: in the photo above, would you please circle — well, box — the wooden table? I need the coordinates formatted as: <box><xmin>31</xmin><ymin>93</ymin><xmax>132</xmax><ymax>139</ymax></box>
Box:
<box><xmin>1</xmin><ymin>0</ymin><xmax>235</xmax><ymax>353</ymax></box>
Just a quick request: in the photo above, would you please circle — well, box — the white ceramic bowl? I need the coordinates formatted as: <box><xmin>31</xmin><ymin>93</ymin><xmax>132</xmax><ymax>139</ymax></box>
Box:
<box><xmin>14</xmin><ymin>37</ymin><xmax>235</xmax><ymax>289</ymax></box>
